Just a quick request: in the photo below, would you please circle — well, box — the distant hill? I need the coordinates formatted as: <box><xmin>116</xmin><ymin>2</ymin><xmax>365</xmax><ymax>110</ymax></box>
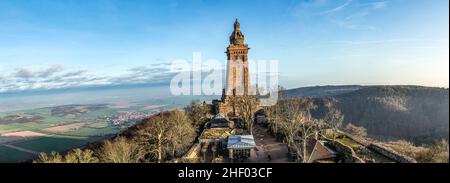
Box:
<box><xmin>286</xmin><ymin>85</ymin><xmax>449</xmax><ymax>144</ymax></box>
<box><xmin>283</xmin><ymin>85</ymin><xmax>363</xmax><ymax>97</ymax></box>
<box><xmin>50</xmin><ymin>104</ymin><xmax>108</xmax><ymax>118</ymax></box>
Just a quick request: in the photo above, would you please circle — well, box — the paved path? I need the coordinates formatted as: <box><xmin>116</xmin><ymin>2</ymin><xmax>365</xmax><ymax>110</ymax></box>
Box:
<box><xmin>249</xmin><ymin>124</ymin><xmax>290</xmax><ymax>163</ymax></box>
<box><xmin>1</xmin><ymin>144</ymin><xmax>40</xmax><ymax>155</ymax></box>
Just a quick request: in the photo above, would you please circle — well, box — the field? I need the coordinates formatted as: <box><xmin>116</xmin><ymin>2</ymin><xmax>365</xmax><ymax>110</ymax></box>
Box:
<box><xmin>63</xmin><ymin>126</ymin><xmax>120</xmax><ymax>136</ymax></box>
<box><xmin>0</xmin><ymin>145</ymin><xmax>38</xmax><ymax>163</ymax></box>
<box><xmin>42</xmin><ymin>122</ymin><xmax>88</xmax><ymax>133</ymax></box>
<box><xmin>0</xmin><ymin>103</ymin><xmax>160</xmax><ymax>163</ymax></box>
<box><xmin>11</xmin><ymin>136</ymin><xmax>104</xmax><ymax>153</ymax></box>
<box><xmin>0</xmin><ymin>131</ymin><xmax>47</xmax><ymax>144</ymax></box>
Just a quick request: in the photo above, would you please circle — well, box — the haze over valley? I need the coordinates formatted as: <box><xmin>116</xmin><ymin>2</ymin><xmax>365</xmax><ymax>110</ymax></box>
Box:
<box><xmin>0</xmin><ymin>84</ymin><xmax>447</xmax><ymax>162</ymax></box>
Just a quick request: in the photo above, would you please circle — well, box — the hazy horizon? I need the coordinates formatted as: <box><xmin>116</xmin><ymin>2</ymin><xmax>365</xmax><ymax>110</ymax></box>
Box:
<box><xmin>0</xmin><ymin>0</ymin><xmax>449</xmax><ymax>94</ymax></box>
<box><xmin>0</xmin><ymin>83</ymin><xmax>446</xmax><ymax>113</ymax></box>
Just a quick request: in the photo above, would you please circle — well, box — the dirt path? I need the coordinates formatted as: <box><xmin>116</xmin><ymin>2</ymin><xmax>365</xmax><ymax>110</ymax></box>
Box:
<box><xmin>1</xmin><ymin>144</ymin><xmax>40</xmax><ymax>155</ymax></box>
<box><xmin>249</xmin><ymin>123</ymin><xmax>290</xmax><ymax>163</ymax></box>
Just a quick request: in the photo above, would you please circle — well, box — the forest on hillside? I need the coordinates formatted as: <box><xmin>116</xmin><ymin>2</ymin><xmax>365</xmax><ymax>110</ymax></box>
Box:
<box><xmin>32</xmin><ymin>86</ymin><xmax>449</xmax><ymax>163</ymax></box>
<box><xmin>288</xmin><ymin>86</ymin><xmax>449</xmax><ymax>145</ymax></box>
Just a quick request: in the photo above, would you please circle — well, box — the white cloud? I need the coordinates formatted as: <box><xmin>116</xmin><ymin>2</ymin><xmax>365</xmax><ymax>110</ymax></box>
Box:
<box><xmin>13</xmin><ymin>65</ymin><xmax>64</xmax><ymax>79</ymax></box>
<box><xmin>320</xmin><ymin>0</ymin><xmax>353</xmax><ymax>15</ymax></box>
<box><xmin>0</xmin><ymin>63</ymin><xmax>179</xmax><ymax>93</ymax></box>
<box><xmin>37</xmin><ymin>64</ymin><xmax>64</xmax><ymax>77</ymax></box>
<box><xmin>14</xmin><ymin>68</ymin><xmax>35</xmax><ymax>78</ymax></box>
<box><xmin>327</xmin><ymin>0</ymin><xmax>389</xmax><ymax>30</ymax></box>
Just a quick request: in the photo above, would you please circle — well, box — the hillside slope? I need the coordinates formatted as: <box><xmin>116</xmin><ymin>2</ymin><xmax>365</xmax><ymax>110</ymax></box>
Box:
<box><xmin>284</xmin><ymin>85</ymin><xmax>363</xmax><ymax>97</ymax></box>
<box><xmin>287</xmin><ymin>85</ymin><xmax>449</xmax><ymax>144</ymax></box>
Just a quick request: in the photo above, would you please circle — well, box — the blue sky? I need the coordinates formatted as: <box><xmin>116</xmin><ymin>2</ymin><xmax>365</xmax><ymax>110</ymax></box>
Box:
<box><xmin>0</xmin><ymin>0</ymin><xmax>448</xmax><ymax>93</ymax></box>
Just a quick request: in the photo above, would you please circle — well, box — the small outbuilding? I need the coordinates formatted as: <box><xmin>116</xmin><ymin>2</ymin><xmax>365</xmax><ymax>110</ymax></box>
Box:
<box><xmin>205</xmin><ymin>113</ymin><xmax>234</xmax><ymax>129</ymax></box>
<box><xmin>307</xmin><ymin>140</ymin><xmax>337</xmax><ymax>163</ymax></box>
<box><xmin>227</xmin><ymin>135</ymin><xmax>257</xmax><ymax>160</ymax></box>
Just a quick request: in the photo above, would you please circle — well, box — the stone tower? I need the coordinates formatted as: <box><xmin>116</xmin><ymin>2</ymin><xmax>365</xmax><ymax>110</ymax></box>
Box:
<box><xmin>215</xmin><ymin>19</ymin><xmax>250</xmax><ymax>116</ymax></box>
<box><xmin>223</xmin><ymin>18</ymin><xmax>250</xmax><ymax>98</ymax></box>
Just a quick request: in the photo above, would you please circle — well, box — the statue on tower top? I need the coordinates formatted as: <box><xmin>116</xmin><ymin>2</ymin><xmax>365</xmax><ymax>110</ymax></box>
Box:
<box><xmin>234</xmin><ymin>18</ymin><xmax>240</xmax><ymax>30</ymax></box>
<box><xmin>230</xmin><ymin>18</ymin><xmax>245</xmax><ymax>45</ymax></box>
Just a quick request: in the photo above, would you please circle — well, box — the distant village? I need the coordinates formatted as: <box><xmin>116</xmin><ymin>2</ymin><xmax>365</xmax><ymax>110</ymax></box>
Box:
<box><xmin>108</xmin><ymin>111</ymin><xmax>156</xmax><ymax>126</ymax></box>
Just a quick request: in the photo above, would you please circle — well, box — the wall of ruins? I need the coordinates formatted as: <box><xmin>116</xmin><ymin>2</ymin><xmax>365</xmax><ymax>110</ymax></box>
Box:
<box><xmin>331</xmin><ymin>140</ymin><xmax>365</xmax><ymax>163</ymax></box>
<box><xmin>368</xmin><ymin>143</ymin><xmax>417</xmax><ymax>163</ymax></box>
<box><xmin>337</xmin><ymin>130</ymin><xmax>416</xmax><ymax>163</ymax></box>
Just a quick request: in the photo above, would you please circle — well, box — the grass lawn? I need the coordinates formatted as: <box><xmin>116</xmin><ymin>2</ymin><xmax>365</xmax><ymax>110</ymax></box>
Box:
<box><xmin>0</xmin><ymin>145</ymin><xmax>37</xmax><ymax>163</ymax></box>
<box><xmin>335</xmin><ymin>137</ymin><xmax>362</xmax><ymax>148</ymax></box>
<box><xmin>359</xmin><ymin>150</ymin><xmax>394</xmax><ymax>163</ymax></box>
<box><xmin>11</xmin><ymin>136</ymin><xmax>104</xmax><ymax>153</ymax></box>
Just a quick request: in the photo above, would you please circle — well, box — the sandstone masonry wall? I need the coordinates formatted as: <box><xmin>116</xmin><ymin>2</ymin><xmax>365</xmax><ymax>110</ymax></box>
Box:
<box><xmin>368</xmin><ymin>143</ymin><xmax>417</xmax><ymax>163</ymax></box>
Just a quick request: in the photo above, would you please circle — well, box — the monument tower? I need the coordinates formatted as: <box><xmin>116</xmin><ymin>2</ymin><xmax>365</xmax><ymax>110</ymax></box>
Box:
<box><xmin>223</xmin><ymin>18</ymin><xmax>250</xmax><ymax>98</ymax></box>
<box><xmin>216</xmin><ymin>19</ymin><xmax>251</xmax><ymax>116</ymax></box>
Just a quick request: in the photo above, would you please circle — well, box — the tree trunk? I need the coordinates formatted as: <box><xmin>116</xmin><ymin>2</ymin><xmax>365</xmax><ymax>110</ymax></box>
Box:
<box><xmin>157</xmin><ymin>133</ymin><xmax>162</xmax><ymax>163</ymax></box>
<box><xmin>172</xmin><ymin>144</ymin><xmax>176</xmax><ymax>158</ymax></box>
<box><xmin>302</xmin><ymin>139</ymin><xmax>307</xmax><ymax>163</ymax></box>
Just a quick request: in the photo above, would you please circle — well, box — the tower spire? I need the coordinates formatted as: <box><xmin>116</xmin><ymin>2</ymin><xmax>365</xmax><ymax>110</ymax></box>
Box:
<box><xmin>234</xmin><ymin>18</ymin><xmax>240</xmax><ymax>31</ymax></box>
<box><xmin>230</xmin><ymin>18</ymin><xmax>244</xmax><ymax>45</ymax></box>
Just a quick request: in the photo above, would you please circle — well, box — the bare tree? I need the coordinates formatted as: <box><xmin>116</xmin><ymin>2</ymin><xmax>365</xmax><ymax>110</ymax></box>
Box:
<box><xmin>136</xmin><ymin>112</ymin><xmax>171</xmax><ymax>163</ymax></box>
<box><xmin>422</xmin><ymin>139</ymin><xmax>449</xmax><ymax>163</ymax></box>
<box><xmin>384</xmin><ymin>139</ymin><xmax>449</xmax><ymax>163</ymax></box>
<box><xmin>97</xmin><ymin>137</ymin><xmax>144</xmax><ymax>163</ymax></box>
<box><xmin>277</xmin><ymin>98</ymin><xmax>323</xmax><ymax>163</ymax></box>
<box><xmin>34</xmin><ymin>149</ymin><xmax>98</xmax><ymax>163</ymax></box>
<box><xmin>134</xmin><ymin>110</ymin><xmax>196</xmax><ymax>163</ymax></box>
<box><xmin>278</xmin><ymin>98</ymin><xmax>315</xmax><ymax>144</ymax></box>
<box><xmin>297</xmin><ymin>120</ymin><xmax>324</xmax><ymax>163</ymax></box>
<box><xmin>263</xmin><ymin>87</ymin><xmax>286</xmax><ymax>135</ymax></box>
<box><xmin>263</xmin><ymin>102</ymin><xmax>281</xmax><ymax>135</ymax></box>
<box><xmin>65</xmin><ymin>149</ymin><xmax>99</xmax><ymax>163</ymax></box>
<box><xmin>232</xmin><ymin>95</ymin><xmax>259</xmax><ymax>134</ymax></box>
<box><xmin>167</xmin><ymin>110</ymin><xmax>196</xmax><ymax>158</ymax></box>
<box><xmin>34</xmin><ymin>151</ymin><xmax>64</xmax><ymax>163</ymax></box>
<box><xmin>323</xmin><ymin>100</ymin><xmax>344</xmax><ymax>141</ymax></box>
<box><xmin>185</xmin><ymin>100</ymin><xmax>211</xmax><ymax>128</ymax></box>
<box><xmin>279</xmin><ymin>98</ymin><xmax>325</xmax><ymax>163</ymax></box>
